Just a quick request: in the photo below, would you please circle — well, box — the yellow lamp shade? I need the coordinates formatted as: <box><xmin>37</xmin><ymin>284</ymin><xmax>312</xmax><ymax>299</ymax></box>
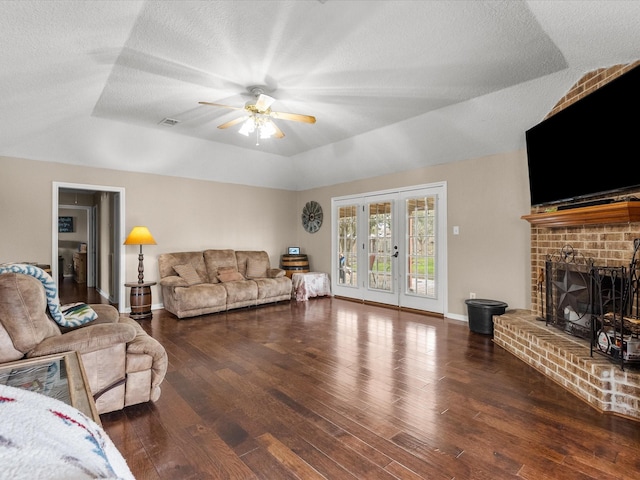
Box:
<box><xmin>123</xmin><ymin>226</ymin><xmax>157</xmax><ymax>246</ymax></box>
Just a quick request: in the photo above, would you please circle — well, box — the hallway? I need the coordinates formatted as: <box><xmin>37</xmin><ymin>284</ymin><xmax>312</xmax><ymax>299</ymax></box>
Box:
<box><xmin>58</xmin><ymin>277</ymin><xmax>115</xmax><ymax>308</ymax></box>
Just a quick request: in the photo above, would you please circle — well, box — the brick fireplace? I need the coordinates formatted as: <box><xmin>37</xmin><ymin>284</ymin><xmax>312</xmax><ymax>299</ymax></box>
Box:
<box><xmin>492</xmin><ymin>62</ymin><xmax>640</xmax><ymax>421</ymax></box>
<box><xmin>493</xmin><ymin>203</ymin><xmax>640</xmax><ymax>421</ymax></box>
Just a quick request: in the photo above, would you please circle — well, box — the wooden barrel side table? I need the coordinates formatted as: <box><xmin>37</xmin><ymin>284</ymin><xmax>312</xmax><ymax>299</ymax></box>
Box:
<box><xmin>125</xmin><ymin>281</ymin><xmax>156</xmax><ymax>320</ymax></box>
<box><xmin>280</xmin><ymin>254</ymin><xmax>310</xmax><ymax>278</ymax></box>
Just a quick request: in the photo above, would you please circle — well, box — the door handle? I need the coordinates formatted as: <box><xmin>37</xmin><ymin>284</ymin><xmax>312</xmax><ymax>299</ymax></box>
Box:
<box><xmin>392</xmin><ymin>251</ymin><xmax>399</xmax><ymax>258</ymax></box>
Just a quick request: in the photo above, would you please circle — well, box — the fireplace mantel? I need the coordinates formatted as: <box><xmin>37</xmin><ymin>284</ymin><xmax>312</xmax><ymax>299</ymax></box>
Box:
<box><xmin>522</xmin><ymin>201</ymin><xmax>640</xmax><ymax>227</ymax></box>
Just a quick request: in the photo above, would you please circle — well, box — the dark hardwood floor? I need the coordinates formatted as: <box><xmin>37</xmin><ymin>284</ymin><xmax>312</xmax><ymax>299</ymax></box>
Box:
<box><xmin>61</xmin><ymin>282</ymin><xmax>640</xmax><ymax>480</ymax></box>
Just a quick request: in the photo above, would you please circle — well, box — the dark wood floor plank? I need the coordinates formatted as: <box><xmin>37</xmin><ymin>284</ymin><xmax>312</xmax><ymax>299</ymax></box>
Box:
<box><xmin>240</xmin><ymin>445</ymin><xmax>305</xmax><ymax>480</ymax></box>
<box><xmin>60</xmin><ymin>283</ymin><xmax>640</xmax><ymax>480</ymax></box>
<box><xmin>185</xmin><ymin>423</ymin><xmax>259</xmax><ymax>479</ymax></box>
<box><xmin>256</xmin><ymin>432</ymin><xmax>338</xmax><ymax>480</ymax></box>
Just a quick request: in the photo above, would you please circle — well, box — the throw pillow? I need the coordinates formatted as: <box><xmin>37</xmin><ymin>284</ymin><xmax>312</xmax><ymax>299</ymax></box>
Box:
<box><xmin>217</xmin><ymin>270</ymin><xmax>245</xmax><ymax>283</ymax></box>
<box><xmin>60</xmin><ymin>302</ymin><xmax>99</xmax><ymax>325</ymax></box>
<box><xmin>245</xmin><ymin>258</ymin><xmax>268</xmax><ymax>279</ymax></box>
<box><xmin>173</xmin><ymin>264</ymin><xmax>203</xmax><ymax>286</ymax></box>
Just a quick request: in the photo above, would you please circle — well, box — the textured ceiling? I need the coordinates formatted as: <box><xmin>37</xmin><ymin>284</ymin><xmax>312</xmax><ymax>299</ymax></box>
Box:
<box><xmin>1</xmin><ymin>1</ymin><xmax>640</xmax><ymax>190</ymax></box>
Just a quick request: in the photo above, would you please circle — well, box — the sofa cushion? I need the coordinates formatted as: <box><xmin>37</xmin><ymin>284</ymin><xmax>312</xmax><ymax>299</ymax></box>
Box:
<box><xmin>203</xmin><ymin>249</ymin><xmax>237</xmax><ymax>283</ymax></box>
<box><xmin>253</xmin><ymin>277</ymin><xmax>292</xmax><ymax>300</ymax></box>
<box><xmin>173</xmin><ymin>264</ymin><xmax>203</xmax><ymax>286</ymax></box>
<box><xmin>268</xmin><ymin>268</ymin><xmax>286</xmax><ymax>278</ymax></box>
<box><xmin>171</xmin><ymin>283</ymin><xmax>227</xmax><ymax>312</ymax></box>
<box><xmin>0</xmin><ymin>273</ymin><xmax>61</xmax><ymax>353</ymax></box>
<box><xmin>159</xmin><ymin>276</ymin><xmax>189</xmax><ymax>287</ymax></box>
<box><xmin>235</xmin><ymin>251</ymin><xmax>271</xmax><ymax>278</ymax></box>
<box><xmin>245</xmin><ymin>257</ymin><xmax>268</xmax><ymax>278</ymax></box>
<box><xmin>158</xmin><ymin>251</ymin><xmax>211</xmax><ymax>284</ymax></box>
<box><xmin>222</xmin><ymin>279</ymin><xmax>258</xmax><ymax>308</ymax></box>
<box><xmin>217</xmin><ymin>270</ymin><xmax>245</xmax><ymax>283</ymax></box>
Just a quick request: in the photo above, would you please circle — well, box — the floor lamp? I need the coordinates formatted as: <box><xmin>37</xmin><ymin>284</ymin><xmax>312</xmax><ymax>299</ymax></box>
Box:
<box><xmin>123</xmin><ymin>226</ymin><xmax>157</xmax><ymax>319</ymax></box>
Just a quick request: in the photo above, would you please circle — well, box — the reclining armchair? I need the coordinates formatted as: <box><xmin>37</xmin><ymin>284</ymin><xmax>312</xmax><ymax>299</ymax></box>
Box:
<box><xmin>0</xmin><ymin>271</ymin><xmax>168</xmax><ymax>414</ymax></box>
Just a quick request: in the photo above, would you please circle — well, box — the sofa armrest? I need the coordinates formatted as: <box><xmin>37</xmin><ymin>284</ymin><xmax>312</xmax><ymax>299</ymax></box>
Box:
<box><xmin>89</xmin><ymin>304</ymin><xmax>121</xmax><ymax>323</ymax></box>
<box><xmin>59</xmin><ymin>304</ymin><xmax>121</xmax><ymax>332</ymax></box>
<box><xmin>159</xmin><ymin>276</ymin><xmax>189</xmax><ymax>287</ymax></box>
<box><xmin>268</xmin><ymin>268</ymin><xmax>286</xmax><ymax>278</ymax></box>
<box><xmin>119</xmin><ymin>317</ymin><xmax>168</xmax><ymax>388</ymax></box>
<box><xmin>27</xmin><ymin>323</ymin><xmax>137</xmax><ymax>357</ymax></box>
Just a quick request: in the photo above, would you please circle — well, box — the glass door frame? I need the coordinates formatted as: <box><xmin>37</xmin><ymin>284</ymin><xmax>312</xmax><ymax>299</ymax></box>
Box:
<box><xmin>331</xmin><ymin>182</ymin><xmax>447</xmax><ymax>315</ymax></box>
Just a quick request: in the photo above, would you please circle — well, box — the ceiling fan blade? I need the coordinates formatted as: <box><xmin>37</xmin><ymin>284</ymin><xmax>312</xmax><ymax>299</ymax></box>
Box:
<box><xmin>255</xmin><ymin>93</ymin><xmax>276</xmax><ymax>112</ymax></box>
<box><xmin>270</xmin><ymin>111</ymin><xmax>316</xmax><ymax>124</ymax></box>
<box><xmin>217</xmin><ymin>116</ymin><xmax>247</xmax><ymax>129</ymax></box>
<box><xmin>272</xmin><ymin>121</ymin><xmax>285</xmax><ymax>139</ymax></box>
<box><xmin>199</xmin><ymin>101</ymin><xmax>245</xmax><ymax>111</ymax></box>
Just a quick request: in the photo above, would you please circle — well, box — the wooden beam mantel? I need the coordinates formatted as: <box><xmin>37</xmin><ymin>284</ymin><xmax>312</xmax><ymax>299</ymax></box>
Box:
<box><xmin>521</xmin><ymin>201</ymin><xmax>640</xmax><ymax>227</ymax></box>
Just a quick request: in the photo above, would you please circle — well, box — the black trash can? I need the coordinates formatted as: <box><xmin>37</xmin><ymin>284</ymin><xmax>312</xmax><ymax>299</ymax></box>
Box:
<box><xmin>465</xmin><ymin>299</ymin><xmax>508</xmax><ymax>335</ymax></box>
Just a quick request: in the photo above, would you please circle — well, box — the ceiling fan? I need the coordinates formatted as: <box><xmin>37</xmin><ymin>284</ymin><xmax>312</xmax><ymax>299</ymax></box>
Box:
<box><xmin>199</xmin><ymin>86</ymin><xmax>316</xmax><ymax>143</ymax></box>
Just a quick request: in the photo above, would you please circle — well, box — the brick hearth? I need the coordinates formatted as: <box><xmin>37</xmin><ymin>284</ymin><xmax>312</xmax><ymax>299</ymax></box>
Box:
<box><xmin>493</xmin><ymin>309</ymin><xmax>640</xmax><ymax>421</ymax></box>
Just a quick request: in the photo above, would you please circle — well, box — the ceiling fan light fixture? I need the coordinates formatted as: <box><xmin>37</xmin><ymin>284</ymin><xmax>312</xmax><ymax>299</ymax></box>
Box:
<box><xmin>259</xmin><ymin>118</ymin><xmax>276</xmax><ymax>139</ymax></box>
<box><xmin>238</xmin><ymin>117</ymin><xmax>255</xmax><ymax>136</ymax></box>
<box><xmin>201</xmin><ymin>87</ymin><xmax>312</xmax><ymax>143</ymax></box>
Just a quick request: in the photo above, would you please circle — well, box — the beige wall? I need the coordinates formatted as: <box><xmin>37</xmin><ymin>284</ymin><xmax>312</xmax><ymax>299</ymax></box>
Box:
<box><xmin>0</xmin><ymin>155</ymin><xmax>298</xmax><ymax>308</ymax></box>
<box><xmin>294</xmin><ymin>150</ymin><xmax>531</xmax><ymax>318</ymax></box>
<box><xmin>1</xmin><ymin>149</ymin><xmax>531</xmax><ymax>318</ymax></box>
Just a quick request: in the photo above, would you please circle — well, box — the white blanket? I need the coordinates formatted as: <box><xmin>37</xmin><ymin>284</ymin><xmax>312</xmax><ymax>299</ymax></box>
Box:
<box><xmin>0</xmin><ymin>383</ymin><xmax>135</xmax><ymax>480</ymax></box>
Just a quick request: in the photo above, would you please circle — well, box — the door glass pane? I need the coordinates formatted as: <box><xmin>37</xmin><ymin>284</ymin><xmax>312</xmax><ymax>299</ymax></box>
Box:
<box><xmin>337</xmin><ymin>205</ymin><xmax>358</xmax><ymax>286</ymax></box>
<box><xmin>406</xmin><ymin>196</ymin><xmax>436</xmax><ymax>298</ymax></box>
<box><xmin>368</xmin><ymin>202</ymin><xmax>393</xmax><ymax>291</ymax></box>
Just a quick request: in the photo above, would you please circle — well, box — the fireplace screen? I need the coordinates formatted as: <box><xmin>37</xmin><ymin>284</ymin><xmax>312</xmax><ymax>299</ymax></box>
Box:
<box><xmin>544</xmin><ymin>246</ymin><xmax>594</xmax><ymax>339</ymax></box>
<box><xmin>590</xmin><ymin>240</ymin><xmax>640</xmax><ymax>369</ymax></box>
<box><xmin>544</xmin><ymin>242</ymin><xmax>640</xmax><ymax>369</ymax></box>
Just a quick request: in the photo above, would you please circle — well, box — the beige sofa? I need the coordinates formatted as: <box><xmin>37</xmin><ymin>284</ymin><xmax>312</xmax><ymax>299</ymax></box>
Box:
<box><xmin>0</xmin><ymin>273</ymin><xmax>168</xmax><ymax>414</ymax></box>
<box><xmin>158</xmin><ymin>249</ymin><xmax>292</xmax><ymax>319</ymax></box>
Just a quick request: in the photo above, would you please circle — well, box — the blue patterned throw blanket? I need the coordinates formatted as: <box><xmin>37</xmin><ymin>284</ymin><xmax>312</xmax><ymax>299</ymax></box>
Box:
<box><xmin>0</xmin><ymin>263</ymin><xmax>97</xmax><ymax>327</ymax></box>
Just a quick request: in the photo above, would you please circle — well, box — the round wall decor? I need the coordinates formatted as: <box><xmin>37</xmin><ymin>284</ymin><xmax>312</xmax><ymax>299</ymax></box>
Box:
<box><xmin>302</xmin><ymin>201</ymin><xmax>323</xmax><ymax>233</ymax></box>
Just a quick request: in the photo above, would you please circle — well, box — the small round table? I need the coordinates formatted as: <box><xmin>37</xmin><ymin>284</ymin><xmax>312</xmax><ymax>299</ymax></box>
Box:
<box><xmin>124</xmin><ymin>281</ymin><xmax>156</xmax><ymax>320</ymax></box>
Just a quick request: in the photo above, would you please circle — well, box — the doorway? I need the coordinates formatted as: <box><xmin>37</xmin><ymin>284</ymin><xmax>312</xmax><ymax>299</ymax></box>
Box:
<box><xmin>52</xmin><ymin>182</ymin><xmax>126</xmax><ymax>312</ymax></box>
<box><xmin>332</xmin><ymin>182</ymin><xmax>447</xmax><ymax>315</ymax></box>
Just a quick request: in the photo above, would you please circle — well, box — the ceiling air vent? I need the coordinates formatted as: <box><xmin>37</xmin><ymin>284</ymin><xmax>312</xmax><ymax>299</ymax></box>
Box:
<box><xmin>159</xmin><ymin>117</ymin><xmax>180</xmax><ymax>127</ymax></box>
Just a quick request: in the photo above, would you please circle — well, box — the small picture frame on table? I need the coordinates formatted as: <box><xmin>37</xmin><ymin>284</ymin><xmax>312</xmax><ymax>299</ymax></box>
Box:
<box><xmin>288</xmin><ymin>247</ymin><xmax>300</xmax><ymax>255</ymax></box>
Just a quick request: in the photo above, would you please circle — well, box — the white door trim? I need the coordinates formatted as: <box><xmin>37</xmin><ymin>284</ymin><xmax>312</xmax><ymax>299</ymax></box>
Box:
<box><xmin>52</xmin><ymin>182</ymin><xmax>126</xmax><ymax>313</ymax></box>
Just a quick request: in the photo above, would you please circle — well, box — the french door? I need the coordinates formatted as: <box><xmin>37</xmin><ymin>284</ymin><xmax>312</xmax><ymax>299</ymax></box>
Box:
<box><xmin>332</xmin><ymin>183</ymin><xmax>446</xmax><ymax>314</ymax></box>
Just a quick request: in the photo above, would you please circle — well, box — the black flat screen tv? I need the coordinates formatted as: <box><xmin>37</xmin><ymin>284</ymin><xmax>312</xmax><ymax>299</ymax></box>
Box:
<box><xmin>525</xmin><ymin>64</ymin><xmax>640</xmax><ymax>207</ymax></box>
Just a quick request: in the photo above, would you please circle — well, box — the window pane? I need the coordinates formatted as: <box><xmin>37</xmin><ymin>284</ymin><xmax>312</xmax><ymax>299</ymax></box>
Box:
<box><xmin>368</xmin><ymin>202</ymin><xmax>393</xmax><ymax>291</ymax></box>
<box><xmin>338</xmin><ymin>205</ymin><xmax>358</xmax><ymax>286</ymax></box>
<box><xmin>405</xmin><ymin>196</ymin><xmax>436</xmax><ymax>298</ymax></box>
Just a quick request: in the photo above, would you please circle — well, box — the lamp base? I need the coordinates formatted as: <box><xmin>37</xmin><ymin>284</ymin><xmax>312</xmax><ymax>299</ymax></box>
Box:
<box><xmin>125</xmin><ymin>282</ymin><xmax>156</xmax><ymax>320</ymax></box>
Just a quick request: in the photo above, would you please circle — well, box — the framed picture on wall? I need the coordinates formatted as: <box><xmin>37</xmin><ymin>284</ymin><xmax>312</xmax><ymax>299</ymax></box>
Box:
<box><xmin>58</xmin><ymin>216</ymin><xmax>74</xmax><ymax>233</ymax></box>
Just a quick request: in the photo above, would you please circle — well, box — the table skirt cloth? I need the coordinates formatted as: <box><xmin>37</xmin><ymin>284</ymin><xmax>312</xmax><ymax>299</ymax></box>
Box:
<box><xmin>291</xmin><ymin>272</ymin><xmax>331</xmax><ymax>301</ymax></box>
